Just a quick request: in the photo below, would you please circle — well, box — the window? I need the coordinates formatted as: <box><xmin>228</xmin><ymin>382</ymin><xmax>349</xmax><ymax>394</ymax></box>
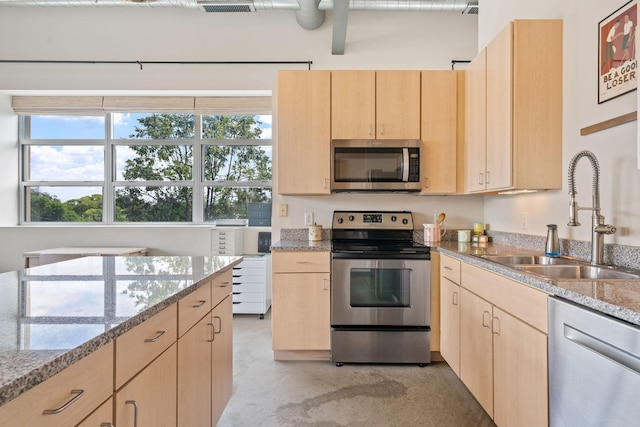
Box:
<box><xmin>19</xmin><ymin>104</ymin><xmax>272</xmax><ymax>224</ymax></box>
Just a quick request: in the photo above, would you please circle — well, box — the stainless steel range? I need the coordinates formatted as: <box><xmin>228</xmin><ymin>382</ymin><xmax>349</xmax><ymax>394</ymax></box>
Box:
<box><xmin>331</xmin><ymin>210</ymin><xmax>431</xmax><ymax>366</ymax></box>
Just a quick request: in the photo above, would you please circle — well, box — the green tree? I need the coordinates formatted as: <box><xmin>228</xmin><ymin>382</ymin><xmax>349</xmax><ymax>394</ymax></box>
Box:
<box><xmin>116</xmin><ymin>113</ymin><xmax>271</xmax><ymax>222</ymax></box>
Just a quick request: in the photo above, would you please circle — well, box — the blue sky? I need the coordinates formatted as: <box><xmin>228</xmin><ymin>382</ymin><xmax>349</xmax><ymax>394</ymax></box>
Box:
<box><xmin>27</xmin><ymin>113</ymin><xmax>273</xmax><ymax>202</ymax></box>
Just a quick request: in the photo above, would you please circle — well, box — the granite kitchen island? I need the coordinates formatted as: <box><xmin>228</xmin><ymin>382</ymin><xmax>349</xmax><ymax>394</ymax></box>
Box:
<box><xmin>0</xmin><ymin>254</ymin><xmax>242</xmax><ymax>426</ymax></box>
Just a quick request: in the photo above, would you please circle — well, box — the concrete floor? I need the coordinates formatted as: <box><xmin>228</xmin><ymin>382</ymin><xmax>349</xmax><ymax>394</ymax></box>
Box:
<box><xmin>218</xmin><ymin>311</ymin><xmax>496</xmax><ymax>427</ymax></box>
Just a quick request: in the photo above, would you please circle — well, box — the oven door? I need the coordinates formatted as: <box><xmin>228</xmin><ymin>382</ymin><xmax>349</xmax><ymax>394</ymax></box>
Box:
<box><xmin>331</xmin><ymin>258</ymin><xmax>430</xmax><ymax>327</ymax></box>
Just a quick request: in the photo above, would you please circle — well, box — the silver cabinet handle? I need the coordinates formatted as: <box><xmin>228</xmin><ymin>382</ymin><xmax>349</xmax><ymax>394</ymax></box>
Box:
<box><xmin>192</xmin><ymin>300</ymin><xmax>207</xmax><ymax>308</ymax></box>
<box><xmin>478</xmin><ymin>172</ymin><xmax>484</xmax><ymax>185</ymax></box>
<box><xmin>486</xmin><ymin>171</ymin><xmax>490</xmax><ymax>184</ymax></box>
<box><xmin>452</xmin><ymin>291</ymin><xmax>458</xmax><ymax>306</ymax></box>
<box><xmin>424</xmin><ymin>177</ymin><xmax>429</xmax><ymax>189</ymax></box>
<box><xmin>368</xmin><ymin>124</ymin><xmax>373</xmax><ymax>136</ymax></box>
<box><xmin>144</xmin><ymin>330</ymin><xmax>166</xmax><ymax>343</ymax></box>
<box><xmin>322</xmin><ymin>278</ymin><xmax>329</xmax><ymax>291</ymax></box>
<box><xmin>296</xmin><ymin>261</ymin><xmax>312</xmax><ymax>264</ymax></box>
<box><xmin>217</xmin><ymin>281</ymin><xmax>231</xmax><ymax>287</ymax></box>
<box><xmin>125</xmin><ymin>400</ymin><xmax>139</xmax><ymax>427</ymax></box>
<box><xmin>482</xmin><ymin>310</ymin><xmax>491</xmax><ymax>328</ymax></box>
<box><xmin>100</xmin><ymin>423</ymin><xmax>114</xmax><ymax>427</ymax></box>
<box><xmin>444</xmin><ymin>266</ymin><xmax>453</xmax><ymax>271</ymax></box>
<box><xmin>42</xmin><ymin>389</ymin><xmax>84</xmax><ymax>414</ymax></box>
<box><xmin>214</xmin><ymin>315</ymin><xmax>222</xmax><ymax>335</ymax></box>
<box><xmin>323</xmin><ymin>178</ymin><xmax>328</xmax><ymax>189</ymax></box>
<box><xmin>380</xmin><ymin>124</ymin><xmax>385</xmax><ymax>135</ymax></box>
<box><xmin>208</xmin><ymin>322</ymin><xmax>215</xmax><ymax>342</ymax></box>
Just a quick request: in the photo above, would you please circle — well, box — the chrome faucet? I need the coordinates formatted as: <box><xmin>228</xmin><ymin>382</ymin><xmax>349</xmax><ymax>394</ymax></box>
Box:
<box><xmin>567</xmin><ymin>150</ymin><xmax>616</xmax><ymax>265</ymax></box>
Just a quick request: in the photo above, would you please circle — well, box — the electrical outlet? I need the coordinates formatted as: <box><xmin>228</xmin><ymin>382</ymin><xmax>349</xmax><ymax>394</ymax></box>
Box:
<box><xmin>304</xmin><ymin>212</ymin><xmax>314</xmax><ymax>226</ymax></box>
<box><xmin>278</xmin><ymin>203</ymin><xmax>288</xmax><ymax>217</ymax></box>
<box><xmin>521</xmin><ymin>212</ymin><xmax>528</xmax><ymax>230</ymax></box>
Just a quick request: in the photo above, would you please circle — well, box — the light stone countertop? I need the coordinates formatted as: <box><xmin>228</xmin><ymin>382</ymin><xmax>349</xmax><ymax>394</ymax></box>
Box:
<box><xmin>0</xmin><ymin>254</ymin><xmax>243</xmax><ymax>408</ymax></box>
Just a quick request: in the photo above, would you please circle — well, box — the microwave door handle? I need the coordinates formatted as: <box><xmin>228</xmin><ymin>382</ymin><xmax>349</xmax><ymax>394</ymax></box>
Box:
<box><xmin>402</xmin><ymin>148</ymin><xmax>410</xmax><ymax>182</ymax></box>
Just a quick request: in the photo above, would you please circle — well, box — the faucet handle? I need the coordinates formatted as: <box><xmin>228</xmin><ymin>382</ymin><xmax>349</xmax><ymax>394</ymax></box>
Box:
<box><xmin>595</xmin><ymin>224</ymin><xmax>616</xmax><ymax>234</ymax></box>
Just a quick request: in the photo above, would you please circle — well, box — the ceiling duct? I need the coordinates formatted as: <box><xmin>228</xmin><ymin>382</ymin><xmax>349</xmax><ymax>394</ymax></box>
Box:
<box><xmin>318</xmin><ymin>0</ymin><xmax>470</xmax><ymax>12</ymax></box>
<box><xmin>197</xmin><ymin>1</ymin><xmax>256</xmax><ymax>12</ymax></box>
<box><xmin>462</xmin><ymin>1</ymin><xmax>478</xmax><ymax>14</ymax></box>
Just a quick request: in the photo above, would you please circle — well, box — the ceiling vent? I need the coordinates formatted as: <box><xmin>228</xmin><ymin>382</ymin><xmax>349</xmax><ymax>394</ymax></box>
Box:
<box><xmin>462</xmin><ymin>1</ymin><xmax>478</xmax><ymax>14</ymax></box>
<box><xmin>197</xmin><ymin>1</ymin><xmax>256</xmax><ymax>12</ymax></box>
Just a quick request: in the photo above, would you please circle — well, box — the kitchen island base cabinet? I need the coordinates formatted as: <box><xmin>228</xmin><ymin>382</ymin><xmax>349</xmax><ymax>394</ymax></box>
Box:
<box><xmin>0</xmin><ymin>342</ymin><xmax>114</xmax><ymax>427</ymax></box>
<box><xmin>115</xmin><ymin>343</ymin><xmax>177</xmax><ymax>427</ymax></box>
<box><xmin>211</xmin><ymin>295</ymin><xmax>233</xmax><ymax>425</ymax></box>
<box><xmin>271</xmin><ymin>251</ymin><xmax>331</xmax><ymax>361</ymax></box>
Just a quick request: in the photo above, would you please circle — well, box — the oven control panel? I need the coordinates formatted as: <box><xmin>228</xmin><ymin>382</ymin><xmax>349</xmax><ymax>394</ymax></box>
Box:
<box><xmin>332</xmin><ymin>211</ymin><xmax>413</xmax><ymax>229</ymax></box>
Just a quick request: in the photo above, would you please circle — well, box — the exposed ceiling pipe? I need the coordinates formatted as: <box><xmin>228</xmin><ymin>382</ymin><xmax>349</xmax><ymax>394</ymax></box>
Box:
<box><xmin>295</xmin><ymin>0</ymin><xmax>324</xmax><ymax>30</ymax></box>
<box><xmin>318</xmin><ymin>0</ymin><xmax>469</xmax><ymax>12</ymax></box>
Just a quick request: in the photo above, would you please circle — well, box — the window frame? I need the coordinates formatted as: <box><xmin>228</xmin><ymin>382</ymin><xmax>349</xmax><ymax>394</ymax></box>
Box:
<box><xmin>19</xmin><ymin>111</ymin><xmax>272</xmax><ymax>225</ymax></box>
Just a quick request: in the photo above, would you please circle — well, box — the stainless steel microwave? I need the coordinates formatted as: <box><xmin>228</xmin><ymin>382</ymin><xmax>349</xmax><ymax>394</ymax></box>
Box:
<box><xmin>331</xmin><ymin>140</ymin><xmax>421</xmax><ymax>192</ymax></box>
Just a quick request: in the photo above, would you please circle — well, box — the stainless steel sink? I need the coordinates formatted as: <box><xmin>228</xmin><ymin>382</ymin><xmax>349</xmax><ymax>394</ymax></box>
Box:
<box><xmin>515</xmin><ymin>264</ymin><xmax>640</xmax><ymax>280</ymax></box>
<box><xmin>477</xmin><ymin>254</ymin><xmax>582</xmax><ymax>266</ymax></box>
<box><xmin>475</xmin><ymin>253</ymin><xmax>640</xmax><ymax>280</ymax></box>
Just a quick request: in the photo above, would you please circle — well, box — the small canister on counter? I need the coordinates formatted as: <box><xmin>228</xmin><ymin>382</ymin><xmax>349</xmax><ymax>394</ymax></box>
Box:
<box><xmin>473</xmin><ymin>222</ymin><xmax>485</xmax><ymax>236</ymax></box>
<box><xmin>308</xmin><ymin>224</ymin><xmax>322</xmax><ymax>241</ymax></box>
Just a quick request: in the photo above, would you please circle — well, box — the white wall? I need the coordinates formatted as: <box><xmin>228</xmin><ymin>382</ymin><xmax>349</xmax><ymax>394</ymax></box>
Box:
<box><xmin>0</xmin><ymin>7</ymin><xmax>481</xmax><ymax>272</ymax></box>
<box><xmin>479</xmin><ymin>0</ymin><xmax>640</xmax><ymax>248</ymax></box>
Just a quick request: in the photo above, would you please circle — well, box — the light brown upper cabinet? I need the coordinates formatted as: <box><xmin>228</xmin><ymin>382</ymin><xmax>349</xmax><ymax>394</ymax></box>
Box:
<box><xmin>465</xmin><ymin>20</ymin><xmax>563</xmax><ymax>193</ymax></box>
<box><xmin>331</xmin><ymin>70</ymin><xmax>421</xmax><ymax>140</ymax></box>
<box><xmin>277</xmin><ymin>70</ymin><xmax>331</xmax><ymax>195</ymax></box>
<box><xmin>421</xmin><ymin>70</ymin><xmax>463</xmax><ymax>194</ymax></box>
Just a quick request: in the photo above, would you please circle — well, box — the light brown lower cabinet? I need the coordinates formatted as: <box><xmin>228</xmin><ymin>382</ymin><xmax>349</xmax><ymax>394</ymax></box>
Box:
<box><xmin>77</xmin><ymin>397</ymin><xmax>113</xmax><ymax>427</ymax></box>
<box><xmin>272</xmin><ymin>251</ymin><xmax>331</xmax><ymax>360</ymax></box>
<box><xmin>178</xmin><ymin>314</ymin><xmax>213</xmax><ymax>427</ymax></box>
<box><xmin>0</xmin><ymin>342</ymin><xmax>114</xmax><ymax>427</ymax></box>
<box><xmin>442</xmin><ymin>259</ymin><xmax>549</xmax><ymax>427</ymax></box>
<box><xmin>211</xmin><ymin>295</ymin><xmax>233</xmax><ymax>425</ymax></box>
<box><xmin>115</xmin><ymin>343</ymin><xmax>177</xmax><ymax>427</ymax></box>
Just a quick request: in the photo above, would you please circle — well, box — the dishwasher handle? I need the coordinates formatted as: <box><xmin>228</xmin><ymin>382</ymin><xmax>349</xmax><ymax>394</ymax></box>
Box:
<box><xmin>564</xmin><ymin>323</ymin><xmax>640</xmax><ymax>375</ymax></box>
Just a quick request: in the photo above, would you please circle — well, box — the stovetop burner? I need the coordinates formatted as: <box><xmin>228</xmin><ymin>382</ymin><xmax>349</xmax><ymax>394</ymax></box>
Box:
<box><xmin>331</xmin><ymin>210</ymin><xmax>430</xmax><ymax>259</ymax></box>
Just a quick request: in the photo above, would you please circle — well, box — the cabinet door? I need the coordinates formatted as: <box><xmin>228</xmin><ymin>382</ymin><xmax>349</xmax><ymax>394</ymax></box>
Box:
<box><xmin>77</xmin><ymin>397</ymin><xmax>113</xmax><ymax>427</ymax></box>
<box><xmin>464</xmin><ymin>49</ymin><xmax>487</xmax><ymax>193</ymax></box>
<box><xmin>421</xmin><ymin>70</ymin><xmax>458</xmax><ymax>194</ymax></box>
<box><xmin>177</xmin><ymin>315</ymin><xmax>212</xmax><ymax>427</ymax></box>
<box><xmin>440</xmin><ymin>277</ymin><xmax>461</xmax><ymax>376</ymax></box>
<box><xmin>376</xmin><ymin>70</ymin><xmax>421</xmax><ymax>139</ymax></box>
<box><xmin>459</xmin><ymin>288</ymin><xmax>493</xmax><ymax>418</ymax></box>
<box><xmin>486</xmin><ymin>22</ymin><xmax>513</xmax><ymax>191</ymax></box>
<box><xmin>493</xmin><ymin>307</ymin><xmax>548</xmax><ymax>427</ymax></box>
<box><xmin>277</xmin><ymin>70</ymin><xmax>331</xmax><ymax>195</ymax></box>
<box><xmin>272</xmin><ymin>272</ymin><xmax>331</xmax><ymax>350</ymax></box>
<box><xmin>331</xmin><ymin>70</ymin><xmax>376</xmax><ymax>139</ymax></box>
<box><xmin>115</xmin><ymin>344</ymin><xmax>177</xmax><ymax>427</ymax></box>
<box><xmin>212</xmin><ymin>295</ymin><xmax>233</xmax><ymax>425</ymax></box>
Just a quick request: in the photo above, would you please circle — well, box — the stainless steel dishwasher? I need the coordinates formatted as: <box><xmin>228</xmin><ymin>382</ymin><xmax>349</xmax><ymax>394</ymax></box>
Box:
<box><xmin>549</xmin><ymin>297</ymin><xmax>640</xmax><ymax>426</ymax></box>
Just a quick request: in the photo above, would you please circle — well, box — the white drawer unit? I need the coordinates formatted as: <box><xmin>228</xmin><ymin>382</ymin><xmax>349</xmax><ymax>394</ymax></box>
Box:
<box><xmin>211</xmin><ymin>227</ymin><xmax>244</xmax><ymax>256</ymax></box>
<box><xmin>232</xmin><ymin>254</ymin><xmax>271</xmax><ymax>318</ymax></box>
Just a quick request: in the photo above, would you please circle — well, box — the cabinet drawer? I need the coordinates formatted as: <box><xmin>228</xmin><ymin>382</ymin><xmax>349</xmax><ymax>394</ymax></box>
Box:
<box><xmin>233</xmin><ymin>282</ymin><xmax>265</xmax><ymax>293</ymax></box>
<box><xmin>212</xmin><ymin>270</ymin><xmax>233</xmax><ymax>307</ymax></box>
<box><xmin>441</xmin><ymin>254</ymin><xmax>461</xmax><ymax>284</ymax></box>
<box><xmin>115</xmin><ymin>304</ymin><xmax>177</xmax><ymax>389</ymax></box>
<box><xmin>233</xmin><ymin>272</ymin><xmax>264</xmax><ymax>283</ymax></box>
<box><xmin>237</xmin><ymin>258</ymin><xmax>266</xmax><ymax>269</ymax></box>
<box><xmin>233</xmin><ymin>291</ymin><xmax>265</xmax><ymax>303</ymax></box>
<box><xmin>233</xmin><ymin>301</ymin><xmax>268</xmax><ymax>313</ymax></box>
<box><xmin>0</xmin><ymin>342</ymin><xmax>114</xmax><ymax>427</ymax></box>
<box><xmin>461</xmin><ymin>262</ymin><xmax>548</xmax><ymax>333</ymax></box>
<box><xmin>272</xmin><ymin>251</ymin><xmax>330</xmax><ymax>273</ymax></box>
<box><xmin>178</xmin><ymin>282</ymin><xmax>212</xmax><ymax>337</ymax></box>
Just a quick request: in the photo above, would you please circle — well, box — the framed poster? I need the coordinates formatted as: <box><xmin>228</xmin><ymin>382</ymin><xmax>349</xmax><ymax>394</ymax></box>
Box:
<box><xmin>599</xmin><ymin>0</ymin><xmax>638</xmax><ymax>103</ymax></box>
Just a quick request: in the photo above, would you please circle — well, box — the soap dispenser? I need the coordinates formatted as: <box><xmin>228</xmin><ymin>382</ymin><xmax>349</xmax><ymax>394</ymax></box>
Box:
<box><xmin>545</xmin><ymin>224</ymin><xmax>560</xmax><ymax>257</ymax></box>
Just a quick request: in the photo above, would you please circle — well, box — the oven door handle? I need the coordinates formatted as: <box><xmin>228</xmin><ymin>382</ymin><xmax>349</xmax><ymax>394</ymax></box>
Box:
<box><xmin>402</xmin><ymin>148</ymin><xmax>410</xmax><ymax>182</ymax></box>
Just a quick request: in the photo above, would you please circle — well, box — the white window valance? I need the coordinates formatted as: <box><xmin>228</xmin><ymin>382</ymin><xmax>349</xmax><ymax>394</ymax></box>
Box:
<box><xmin>11</xmin><ymin>96</ymin><xmax>272</xmax><ymax>115</ymax></box>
